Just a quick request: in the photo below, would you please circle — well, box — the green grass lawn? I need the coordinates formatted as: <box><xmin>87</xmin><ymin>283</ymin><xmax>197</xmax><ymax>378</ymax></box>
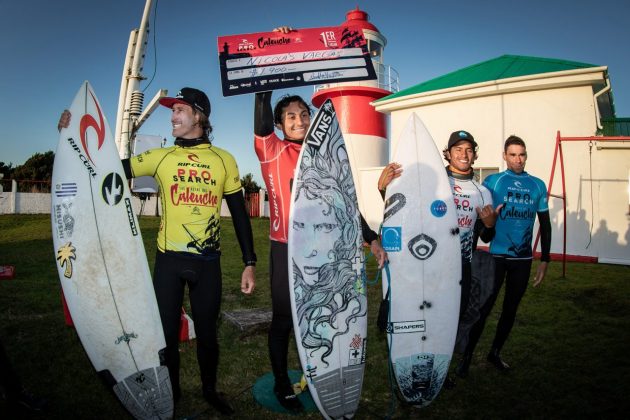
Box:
<box><xmin>1</xmin><ymin>214</ymin><xmax>629</xmax><ymax>419</ymax></box>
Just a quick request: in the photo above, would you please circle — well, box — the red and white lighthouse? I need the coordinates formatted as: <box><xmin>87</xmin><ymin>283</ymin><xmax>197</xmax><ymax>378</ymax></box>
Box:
<box><xmin>312</xmin><ymin>7</ymin><xmax>398</xmax><ymax>228</ymax></box>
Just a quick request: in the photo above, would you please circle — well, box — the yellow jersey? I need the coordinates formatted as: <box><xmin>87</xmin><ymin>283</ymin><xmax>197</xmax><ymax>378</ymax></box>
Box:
<box><xmin>131</xmin><ymin>143</ymin><xmax>242</xmax><ymax>255</ymax></box>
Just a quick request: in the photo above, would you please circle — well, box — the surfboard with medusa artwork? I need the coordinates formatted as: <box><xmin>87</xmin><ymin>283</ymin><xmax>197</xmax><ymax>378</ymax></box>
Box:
<box><xmin>288</xmin><ymin>99</ymin><xmax>367</xmax><ymax>419</ymax></box>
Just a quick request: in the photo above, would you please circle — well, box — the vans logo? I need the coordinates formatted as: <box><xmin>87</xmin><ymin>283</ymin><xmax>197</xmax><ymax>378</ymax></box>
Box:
<box><xmin>306</xmin><ymin>101</ymin><xmax>335</xmax><ymax>149</ymax></box>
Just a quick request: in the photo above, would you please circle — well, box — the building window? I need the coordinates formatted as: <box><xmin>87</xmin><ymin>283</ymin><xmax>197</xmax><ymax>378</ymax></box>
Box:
<box><xmin>474</xmin><ymin>167</ymin><xmax>499</xmax><ymax>184</ymax></box>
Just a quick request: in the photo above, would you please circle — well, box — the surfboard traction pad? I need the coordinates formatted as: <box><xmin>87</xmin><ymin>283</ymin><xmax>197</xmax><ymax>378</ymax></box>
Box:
<box><xmin>392</xmin><ymin>352</ymin><xmax>450</xmax><ymax>407</ymax></box>
<box><xmin>112</xmin><ymin>366</ymin><xmax>173</xmax><ymax>419</ymax></box>
<box><xmin>310</xmin><ymin>364</ymin><xmax>364</xmax><ymax>417</ymax></box>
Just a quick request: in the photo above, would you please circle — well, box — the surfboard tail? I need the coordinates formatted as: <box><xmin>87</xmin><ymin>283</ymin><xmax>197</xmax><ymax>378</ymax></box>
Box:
<box><xmin>112</xmin><ymin>366</ymin><xmax>173</xmax><ymax>420</ymax></box>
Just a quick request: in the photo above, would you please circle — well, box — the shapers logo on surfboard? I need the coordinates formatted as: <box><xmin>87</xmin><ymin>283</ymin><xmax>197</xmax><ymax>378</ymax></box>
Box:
<box><xmin>306</xmin><ymin>101</ymin><xmax>335</xmax><ymax>148</ymax></box>
<box><xmin>387</xmin><ymin>320</ymin><xmax>426</xmax><ymax>334</ymax></box>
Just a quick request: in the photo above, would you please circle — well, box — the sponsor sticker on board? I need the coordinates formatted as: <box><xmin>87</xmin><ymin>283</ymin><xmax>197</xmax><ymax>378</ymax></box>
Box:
<box><xmin>55</xmin><ymin>183</ymin><xmax>77</xmax><ymax>198</ymax></box>
<box><xmin>430</xmin><ymin>200</ymin><xmax>447</xmax><ymax>217</ymax></box>
<box><xmin>381</xmin><ymin>226</ymin><xmax>402</xmax><ymax>252</ymax></box>
<box><xmin>387</xmin><ymin>320</ymin><xmax>426</xmax><ymax>334</ymax></box>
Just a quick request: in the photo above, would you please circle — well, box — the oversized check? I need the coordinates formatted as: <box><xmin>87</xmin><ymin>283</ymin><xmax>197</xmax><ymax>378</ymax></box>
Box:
<box><xmin>217</xmin><ymin>25</ymin><xmax>376</xmax><ymax>96</ymax></box>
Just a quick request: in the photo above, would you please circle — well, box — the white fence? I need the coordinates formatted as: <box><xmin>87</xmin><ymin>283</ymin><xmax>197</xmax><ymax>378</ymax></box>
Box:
<box><xmin>0</xmin><ymin>180</ymin><xmax>270</xmax><ymax>218</ymax></box>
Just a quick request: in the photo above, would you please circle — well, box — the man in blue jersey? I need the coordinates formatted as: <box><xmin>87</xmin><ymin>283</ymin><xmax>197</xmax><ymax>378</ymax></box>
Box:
<box><xmin>456</xmin><ymin>135</ymin><xmax>551</xmax><ymax>376</ymax></box>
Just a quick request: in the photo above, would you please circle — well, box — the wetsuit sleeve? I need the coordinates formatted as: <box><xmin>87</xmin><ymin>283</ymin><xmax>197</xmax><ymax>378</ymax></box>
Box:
<box><xmin>474</xmin><ymin>218</ymin><xmax>495</xmax><ymax>244</ymax></box>
<box><xmin>538</xmin><ymin>210</ymin><xmax>552</xmax><ymax>262</ymax></box>
<box><xmin>254</xmin><ymin>91</ymin><xmax>274</xmax><ymax>137</ymax></box>
<box><xmin>121</xmin><ymin>158</ymin><xmax>132</xmax><ymax>179</ymax></box>
<box><xmin>360</xmin><ymin>214</ymin><xmax>378</xmax><ymax>244</ymax></box>
<box><xmin>225</xmin><ymin>191</ymin><xmax>257</xmax><ymax>266</ymax></box>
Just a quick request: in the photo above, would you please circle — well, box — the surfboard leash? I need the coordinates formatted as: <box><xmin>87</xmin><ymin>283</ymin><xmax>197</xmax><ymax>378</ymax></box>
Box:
<box><xmin>365</xmin><ymin>221</ymin><xmax>386</xmax><ymax>287</ymax></box>
<box><xmin>364</xmin><ymin>250</ymin><xmax>382</xmax><ymax>286</ymax></box>
<box><xmin>382</xmin><ymin>262</ymin><xmax>398</xmax><ymax>420</ymax></box>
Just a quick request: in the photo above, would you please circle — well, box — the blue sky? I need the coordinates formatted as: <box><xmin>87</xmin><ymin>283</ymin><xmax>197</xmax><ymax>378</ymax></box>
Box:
<box><xmin>1</xmin><ymin>0</ymin><xmax>629</xmax><ymax>185</ymax></box>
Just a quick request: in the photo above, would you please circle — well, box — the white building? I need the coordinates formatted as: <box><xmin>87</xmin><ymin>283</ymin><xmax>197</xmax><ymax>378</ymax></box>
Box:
<box><xmin>369</xmin><ymin>54</ymin><xmax>629</xmax><ymax>265</ymax></box>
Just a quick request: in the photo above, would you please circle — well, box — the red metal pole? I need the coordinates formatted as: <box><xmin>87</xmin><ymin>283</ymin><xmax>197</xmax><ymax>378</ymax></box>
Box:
<box><xmin>558</xmin><ymin>139</ymin><xmax>567</xmax><ymax>277</ymax></box>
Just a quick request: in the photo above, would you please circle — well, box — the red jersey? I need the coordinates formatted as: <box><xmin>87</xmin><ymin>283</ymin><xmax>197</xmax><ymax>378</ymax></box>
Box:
<box><xmin>255</xmin><ymin>132</ymin><xmax>301</xmax><ymax>243</ymax></box>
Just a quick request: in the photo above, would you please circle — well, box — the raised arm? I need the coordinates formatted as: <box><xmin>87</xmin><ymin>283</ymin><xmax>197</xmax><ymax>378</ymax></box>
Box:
<box><xmin>254</xmin><ymin>91</ymin><xmax>274</xmax><ymax>137</ymax></box>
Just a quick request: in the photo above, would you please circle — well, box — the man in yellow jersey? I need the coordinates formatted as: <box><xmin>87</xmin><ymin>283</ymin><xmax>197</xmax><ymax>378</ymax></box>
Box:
<box><xmin>58</xmin><ymin>87</ymin><xmax>256</xmax><ymax>416</ymax></box>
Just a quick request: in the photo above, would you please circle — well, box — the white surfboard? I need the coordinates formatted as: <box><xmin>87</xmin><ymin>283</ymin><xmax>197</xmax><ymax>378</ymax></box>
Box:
<box><xmin>381</xmin><ymin>114</ymin><xmax>461</xmax><ymax>407</ymax></box>
<box><xmin>51</xmin><ymin>81</ymin><xmax>173</xmax><ymax>419</ymax></box>
<box><xmin>288</xmin><ymin>100</ymin><xmax>367</xmax><ymax>419</ymax></box>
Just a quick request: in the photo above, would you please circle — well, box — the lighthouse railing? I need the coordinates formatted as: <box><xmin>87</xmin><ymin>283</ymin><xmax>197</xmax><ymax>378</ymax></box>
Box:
<box><xmin>313</xmin><ymin>63</ymin><xmax>399</xmax><ymax>93</ymax></box>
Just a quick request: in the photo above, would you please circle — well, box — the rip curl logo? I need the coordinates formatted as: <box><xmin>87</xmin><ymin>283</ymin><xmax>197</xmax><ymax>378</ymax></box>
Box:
<box><xmin>79</xmin><ymin>90</ymin><xmax>106</xmax><ymax>167</ymax></box>
<box><xmin>268</xmin><ymin>173</ymin><xmax>281</xmax><ymax>232</ymax></box>
<box><xmin>514</xmin><ymin>181</ymin><xmax>523</xmax><ymax>188</ymax></box>
<box><xmin>187</xmin><ymin>153</ymin><xmax>200</xmax><ymax>163</ymax></box>
<box><xmin>453</xmin><ymin>185</ymin><xmax>462</xmax><ymax>193</ymax></box>
<box><xmin>56</xmin><ymin>242</ymin><xmax>76</xmax><ymax>278</ymax></box>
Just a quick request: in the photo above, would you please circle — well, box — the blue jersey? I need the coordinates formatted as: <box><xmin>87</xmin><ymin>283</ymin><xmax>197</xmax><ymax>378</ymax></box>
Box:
<box><xmin>483</xmin><ymin>169</ymin><xmax>548</xmax><ymax>259</ymax></box>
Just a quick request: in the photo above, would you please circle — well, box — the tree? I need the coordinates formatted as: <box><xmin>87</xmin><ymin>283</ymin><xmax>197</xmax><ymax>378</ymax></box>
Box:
<box><xmin>11</xmin><ymin>151</ymin><xmax>55</xmax><ymax>182</ymax></box>
<box><xmin>240</xmin><ymin>173</ymin><xmax>261</xmax><ymax>194</ymax></box>
<box><xmin>0</xmin><ymin>161</ymin><xmax>13</xmax><ymax>179</ymax></box>
<box><xmin>11</xmin><ymin>151</ymin><xmax>55</xmax><ymax>192</ymax></box>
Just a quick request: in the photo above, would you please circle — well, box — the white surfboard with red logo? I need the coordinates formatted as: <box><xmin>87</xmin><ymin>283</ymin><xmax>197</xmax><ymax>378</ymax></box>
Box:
<box><xmin>51</xmin><ymin>81</ymin><xmax>172</xmax><ymax>419</ymax></box>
